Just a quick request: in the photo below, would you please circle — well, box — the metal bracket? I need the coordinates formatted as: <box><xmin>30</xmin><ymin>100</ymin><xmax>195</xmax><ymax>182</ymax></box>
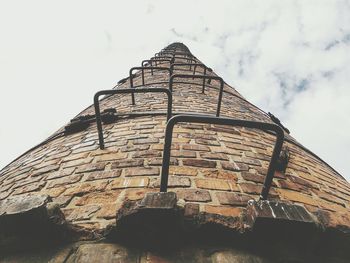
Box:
<box><xmin>276</xmin><ymin>147</ymin><xmax>290</xmax><ymax>173</ymax></box>
<box><xmin>141</xmin><ymin>59</ymin><xmax>173</xmax><ymax>75</ymax></box>
<box><xmin>268</xmin><ymin>112</ymin><xmax>290</xmax><ymax>134</ymax></box>
<box><xmin>129</xmin><ymin>67</ymin><xmax>171</xmax><ymax>104</ymax></box>
<box><xmin>159</xmin><ymin>114</ymin><xmax>284</xmax><ymax>200</ymax></box>
<box><xmin>170</xmin><ymin>74</ymin><xmax>224</xmax><ymax>117</ymax></box>
<box><xmin>170</xmin><ymin>63</ymin><xmax>208</xmax><ymax>92</ymax></box>
<box><xmin>94</xmin><ymin>88</ymin><xmax>173</xmax><ymax>149</ymax></box>
<box><xmin>64</xmin><ymin>109</ymin><xmax>117</xmax><ymax>135</ymax></box>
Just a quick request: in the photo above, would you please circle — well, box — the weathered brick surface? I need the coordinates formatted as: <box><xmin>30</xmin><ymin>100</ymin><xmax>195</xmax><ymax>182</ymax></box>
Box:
<box><xmin>75</xmin><ymin>191</ymin><xmax>120</xmax><ymax>206</ymax></box>
<box><xmin>47</xmin><ymin>168</ymin><xmax>75</xmax><ymax>180</ymax></box>
<box><xmin>109</xmin><ymin>177</ymin><xmax>149</xmax><ymax>189</ymax></box>
<box><xmin>169</xmin><ymin>166</ymin><xmax>198</xmax><ymax>176</ymax></box>
<box><xmin>0</xmin><ymin>44</ymin><xmax>349</xmax><ymax>235</ymax></box>
<box><xmin>176</xmin><ymin>189</ymin><xmax>211</xmax><ymax>202</ymax></box>
<box><xmin>150</xmin><ymin>177</ymin><xmax>191</xmax><ymax>188</ymax></box>
<box><xmin>76</xmin><ymin>162</ymin><xmax>106</xmax><ymax>174</ymax></box>
<box><xmin>47</xmin><ymin>174</ymin><xmax>83</xmax><ymax>188</ymax></box>
<box><xmin>111</xmin><ymin>159</ymin><xmax>144</xmax><ymax>169</ymax></box>
<box><xmin>182</xmin><ymin>159</ymin><xmax>216</xmax><ymax>168</ymax></box>
<box><xmin>216</xmin><ymin>192</ymin><xmax>253</xmax><ymax>206</ymax></box>
<box><xmin>125</xmin><ymin>167</ymin><xmax>159</xmax><ymax>177</ymax></box>
<box><xmin>64</xmin><ymin>205</ymin><xmax>101</xmax><ymax>221</ymax></box>
<box><xmin>124</xmin><ymin>188</ymin><xmax>156</xmax><ymax>201</ymax></box>
<box><xmin>86</xmin><ymin>170</ymin><xmax>121</xmax><ymax>181</ymax></box>
<box><xmin>195</xmin><ymin>179</ymin><xmax>231</xmax><ymax>191</ymax></box>
<box><xmin>203</xmin><ymin>205</ymin><xmax>244</xmax><ymax>217</ymax></box>
<box><xmin>63</xmin><ymin>181</ymin><xmax>109</xmax><ymax>196</ymax></box>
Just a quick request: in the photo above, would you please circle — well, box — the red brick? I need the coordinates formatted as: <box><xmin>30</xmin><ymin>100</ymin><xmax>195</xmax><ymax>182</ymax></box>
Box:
<box><xmin>47</xmin><ymin>168</ymin><xmax>75</xmax><ymax>180</ymax></box>
<box><xmin>133</xmin><ymin>150</ymin><xmax>161</xmax><ymax>158</ymax></box>
<box><xmin>225</xmin><ymin>143</ymin><xmax>251</xmax><ymax>151</ymax></box>
<box><xmin>195</xmin><ymin>139</ymin><xmax>220</xmax><ymax>146</ymax></box>
<box><xmin>195</xmin><ymin>179</ymin><xmax>231</xmax><ymax>191</ymax></box>
<box><xmin>120</xmin><ymin>144</ymin><xmax>150</xmax><ymax>152</ymax></box>
<box><xmin>47</xmin><ymin>174</ymin><xmax>83</xmax><ymax>188</ymax></box>
<box><xmin>278</xmin><ymin>179</ymin><xmax>309</xmax><ymax>193</ymax></box>
<box><xmin>86</xmin><ymin>170</ymin><xmax>121</xmax><ymax>181</ymax></box>
<box><xmin>200</xmin><ymin>152</ymin><xmax>229</xmax><ymax>161</ymax></box>
<box><xmin>169</xmin><ymin>166</ymin><xmax>198</xmax><ymax>176</ymax></box>
<box><xmin>239</xmin><ymin>183</ymin><xmax>262</xmax><ymax>195</ymax></box>
<box><xmin>76</xmin><ymin>162</ymin><xmax>106</xmax><ymax>174</ymax></box>
<box><xmin>288</xmin><ymin>175</ymin><xmax>317</xmax><ymax>189</ymax></box>
<box><xmin>63</xmin><ymin>181</ymin><xmax>108</xmax><ymax>196</ymax></box>
<box><xmin>182</xmin><ymin>159</ymin><xmax>216</xmax><ymax>168</ymax></box>
<box><xmin>241</xmin><ymin>172</ymin><xmax>265</xmax><ymax>184</ymax></box>
<box><xmin>239</xmin><ymin>158</ymin><xmax>261</xmax><ymax>166</ymax></box>
<box><xmin>133</xmin><ymin>138</ymin><xmax>159</xmax><ymax>145</ymax></box>
<box><xmin>201</xmin><ymin>169</ymin><xmax>238</xmax><ymax>181</ymax></box>
<box><xmin>124</xmin><ymin>188</ymin><xmax>156</xmax><ymax>201</ymax></box>
<box><xmin>41</xmin><ymin>186</ymin><xmax>66</xmax><ymax>198</ymax></box>
<box><xmin>94</xmin><ymin>152</ymin><xmax>127</xmax><ymax>162</ymax></box>
<box><xmin>176</xmin><ymin>189</ymin><xmax>211</xmax><ymax>202</ymax></box>
<box><xmin>221</xmin><ymin>161</ymin><xmax>248</xmax><ymax>172</ymax></box>
<box><xmin>182</xmin><ymin>144</ymin><xmax>210</xmax><ymax>152</ymax></box>
<box><xmin>171</xmin><ymin>150</ymin><xmax>196</xmax><ymax>158</ymax></box>
<box><xmin>111</xmin><ymin>159</ymin><xmax>143</xmax><ymax>169</ymax></box>
<box><xmin>277</xmin><ymin>188</ymin><xmax>319</xmax><ymax>206</ymax></box>
<box><xmin>109</xmin><ymin>177</ymin><xmax>149</xmax><ymax>189</ymax></box>
<box><xmin>125</xmin><ymin>167</ymin><xmax>159</xmax><ymax>177</ymax></box>
<box><xmin>13</xmin><ymin>181</ymin><xmax>46</xmax><ymax>195</ymax></box>
<box><xmin>204</xmin><ymin>205</ymin><xmax>243</xmax><ymax>217</ymax></box>
<box><xmin>62</xmin><ymin>152</ymin><xmax>90</xmax><ymax>162</ymax></box>
<box><xmin>72</xmin><ymin>144</ymin><xmax>99</xmax><ymax>154</ymax></box>
<box><xmin>216</xmin><ymin>192</ymin><xmax>253</xmax><ymax>206</ymax></box>
<box><xmin>150</xmin><ymin>177</ymin><xmax>191</xmax><ymax>188</ymax></box>
<box><xmin>31</xmin><ymin>164</ymin><xmax>60</xmax><ymax>177</ymax></box>
<box><xmin>148</xmin><ymin>158</ymin><xmax>178</xmax><ymax>166</ymax></box>
<box><xmin>75</xmin><ymin>190</ymin><xmax>120</xmax><ymax>206</ymax></box>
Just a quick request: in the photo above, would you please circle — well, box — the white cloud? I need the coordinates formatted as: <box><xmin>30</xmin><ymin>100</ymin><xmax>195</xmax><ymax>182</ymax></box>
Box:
<box><xmin>0</xmin><ymin>0</ymin><xmax>349</xmax><ymax>179</ymax></box>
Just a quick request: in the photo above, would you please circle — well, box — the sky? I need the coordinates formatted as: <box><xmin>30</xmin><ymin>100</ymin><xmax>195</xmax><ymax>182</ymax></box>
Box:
<box><xmin>0</xmin><ymin>0</ymin><xmax>349</xmax><ymax>180</ymax></box>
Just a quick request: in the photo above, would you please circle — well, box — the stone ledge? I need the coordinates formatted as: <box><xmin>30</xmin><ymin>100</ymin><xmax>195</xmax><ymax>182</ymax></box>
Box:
<box><xmin>0</xmin><ymin>194</ymin><xmax>94</xmax><ymax>253</ymax></box>
<box><xmin>246</xmin><ymin>200</ymin><xmax>316</xmax><ymax>228</ymax></box>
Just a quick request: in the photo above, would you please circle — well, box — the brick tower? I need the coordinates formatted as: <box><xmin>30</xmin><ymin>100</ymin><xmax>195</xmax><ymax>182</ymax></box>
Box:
<box><xmin>0</xmin><ymin>43</ymin><xmax>349</xmax><ymax>262</ymax></box>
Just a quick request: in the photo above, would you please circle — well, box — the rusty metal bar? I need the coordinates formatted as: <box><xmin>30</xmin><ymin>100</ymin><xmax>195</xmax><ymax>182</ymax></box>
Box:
<box><xmin>170</xmin><ymin>63</ymin><xmax>207</xmax><ymax>92</ymax></box>
<box><xmin>159</xmin><ymin>114</ymin><xmax>284</xmax><ymax>200</ymax></box>
<box><xmin>170</xmin><ymin>74</ymin><xmax>224</xmax><ymax>116</ymax></box>
<box><xmin>129</xmin><ymin>66</ymin><xmax>171</xmax><ymax>104</ymax></box>
<box><xmin>94</xmin><ymin>88</ymin><xmax>173</xmax><ymax>149</ymax></box>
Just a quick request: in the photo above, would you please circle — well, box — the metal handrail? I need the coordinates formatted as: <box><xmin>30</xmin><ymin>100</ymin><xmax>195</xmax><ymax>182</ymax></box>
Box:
<box><xmin>159</xmin><ymin>114</ymin><xmax>285</xmax><ymax>200</ymax></box>
<box><xmin>141</xmin><ymin>59</ymin><xmax>173</xmax><ymax>75</ymax></box>
<box><xmin>170</xmin><ymin>74</ymin><xmax>224</xmax><ymax>116</ymax></box>
<box><xmin>170</xmin><ymin>63</ymin><xmax>208</xmax><ymax>92</ymax></box>
<box><xmin>172</xmin><ymin>57</ymin><xmax>198</xmax><ymax>70</ymax></box>
<box><xmin>129</xmin><ymin>66</ymin><xmax>171</xmax><ymax>104</ymax></box>
<box><xmin>94</xmin><ymin>88</ymin><xmax>172</xmax><ymax>149</ymax></box>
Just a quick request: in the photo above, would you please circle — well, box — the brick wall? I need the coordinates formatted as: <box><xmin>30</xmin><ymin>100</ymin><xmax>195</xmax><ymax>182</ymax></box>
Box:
<box><xmin>0</xmin><ymin>45</ymin><xmax>349</xmax><ymax>234</ymax></box>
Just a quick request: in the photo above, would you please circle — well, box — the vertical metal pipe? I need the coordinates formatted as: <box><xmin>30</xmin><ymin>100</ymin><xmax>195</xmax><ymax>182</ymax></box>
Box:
<box><xmin>216</xmin><ymin>80</ymin><xmax>224</xmax><ymax>117</ymax></box>
<box><xmin>93</xmin><ymin>92</ymin><xmax>105</xmax><ymax>149</ymax></box>
<box><xmin>129</xmin><ymin>69</ymin><xmax>136</xmax><ymax>105</ymax></box>
<box><xmin>202</xmin><ymin>67</ymin><xmax>206</xmax><ymax>94</ymax></box>
<box><xmin>160</xmin><ymin>120</ymin><xmax>174</xmax><ymax>192</ymax></box>
<box><xmin>260</xmin><ymin>128</ymin><xmax>284</xmax><ymax>200</ymax></box>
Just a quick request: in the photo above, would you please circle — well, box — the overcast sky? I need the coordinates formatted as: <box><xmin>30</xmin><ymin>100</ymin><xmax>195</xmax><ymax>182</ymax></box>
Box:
<box><xmin>0</xmin><ymin>0</ymin><xmax>349</xmax><ymax>180</ymax></box>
